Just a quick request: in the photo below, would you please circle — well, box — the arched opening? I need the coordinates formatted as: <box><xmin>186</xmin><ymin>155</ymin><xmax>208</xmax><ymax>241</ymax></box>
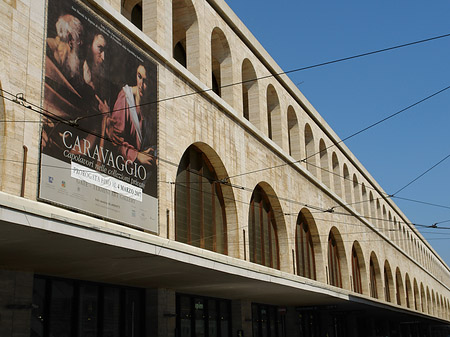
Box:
<box><xmin>384</xmin><ymin>261</ymin><xmax>394</xmax><ymax>303</ymax></box>
<box><xmin>287</xmin><ymin>106</ymin><xmax>300</xmax><ymax>160</ymax></box>
<box><xmin>369</xmin><ymin>192</ymin><xmax>375</xmax><ymax>226</ymax></box>
<box><xmin>426</xmin><ymin>287</ymin><xmax>431</xmax><ymax>314</ymax></box>
<box><xmin>241</xmin><ymin>59</ymin><xmax>259</xmax><ymax>123</ymax></box>
<box><xmin>353</xmin><ymin>175</ymin><xmax>361</xmax><ymax>214</ymax></box>
<box><xmin>175</xmin><ymin>145</ymin><xmax>228</xmax><ymax>254</ymax></box>
<box><xmin>332</xmin><ymin>152</ymin><xmax>342</xmax><ymax>197</ymax></box>
<box><xmin>361</xmin><ymin>183</ymin><xmax>369</xmax><ymax>217</ymax></box>
<box><xmin>369</xmin><ymin>253</ymin><xmax>382</xmax><ymax>299</ymax></box>
<box><xmin>432</xmin><ymin>291</ymin><xmax>436</xmax><ymax>316</ymax></box>
<box><xmin>319</xmin><ymin>139</ymin><xmax>330</xmax><ymax>188</ymax></box>
<box><xmin>266</xmin><ymin>84</ymin><xmax>282</xmax><ymax>147</ymax></box>
<box><xmin>295</xmin><ymin>208</ymin><xmax>319</xmax><ymax>280</ymax></box>
<box><xmin>211</xmin><ymin>28</ymin><xmax>232</xmax><ymax>105</ymax></box>
<box><xmin>405</xmin><ymin>274</ymin><xmax>413</xmax><ymax>309</ymax></box>
<box><xmin>376</xmin><ymin>200</ymin><xmax>381</xmax><ymax>230</ymax></box>
<box><xmin>387</xmin><ymin>212</ymin><xmax>392</xmax><ymax>239</ymax></box>
<box><xmin>248</xmin><ymin>185</ymin><xmax>280</xmax><ymax>269</ymax></box>
<box><xmin>131</xmin><ymin>3</ymin><xmax>142</xmax><ymax>30</ymax></box>
<box><xmin>173</xmin><ymin>0</ymin><xmax>198</xmax><ymax>72</ymax></box>
<box><xmin>343</xmin><ymin>164</ymin><xmax>352</xmax><ymax>204</ymax></box>
<box><xmin>420</xmin><ymin>283</ymin><xmax>426</xmax><ymax>312</ymax></box>
<box><xmin>351</xmin><ymin>242</ymin><xmax>366</xmax><ymax>294</ymax></box>
<box><xmin>395</xmin><ymin>267</ymin><xmax>405</xmax><ymax>306</ymax></box>
<box><xmin>327</xmin><ymin>228</ymin><xmax>347</xmax><ymax>289</ymax></box>
<box><xmin>413</xmin><ymin>279</ymin><xmax>420</xmax><ymax>311</ymax></box>
<box><xmin>304</xmin><ymin>124</ymin><xmax>317</xmax><ymax>177</ymax></box>
<box><xmin>382</xmin><ymin>205</ymin><xmax>387</xmax><ymax>234</ymax></box>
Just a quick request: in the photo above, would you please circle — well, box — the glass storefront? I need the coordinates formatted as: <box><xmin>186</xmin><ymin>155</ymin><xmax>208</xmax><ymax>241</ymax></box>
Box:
<box><xmin>176</xmin><ymin>293</ymin><xmax>231</xmax><ymax>337</ymax></box>
<box><xmin>31</xmin><ymin>275</ymin><xmax>144</xmax><ymax>337</ymax></box>
<box><xmin>251</xmin><ymin>303</ymin><xmax>285</xmax><ymax>337</ymax></box>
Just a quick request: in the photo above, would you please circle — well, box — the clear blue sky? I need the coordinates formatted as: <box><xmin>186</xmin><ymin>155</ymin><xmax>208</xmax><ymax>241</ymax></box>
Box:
<box><xmin>225</xmin><ymin>0</ymin><xmax>450</xmax><ymax>267</ymax></box>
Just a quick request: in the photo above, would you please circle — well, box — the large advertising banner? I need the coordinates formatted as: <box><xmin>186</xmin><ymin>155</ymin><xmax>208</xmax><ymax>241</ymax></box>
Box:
<box><xmin>39</xmin><ymin>0</ymin><xmax>158</xmax><ymax>232</ymax></box>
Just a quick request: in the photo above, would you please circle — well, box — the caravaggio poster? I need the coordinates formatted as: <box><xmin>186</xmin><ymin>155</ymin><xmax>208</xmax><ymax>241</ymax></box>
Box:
<box><xmin>39</xmin><ymin>0</ymin><xmax>158</xmax><ymax>232</ymax></box>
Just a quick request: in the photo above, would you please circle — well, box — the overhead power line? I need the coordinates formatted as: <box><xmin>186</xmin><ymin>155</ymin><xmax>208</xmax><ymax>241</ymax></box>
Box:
<box><xmin>69</xmin><ymin>31</ymin><xmax>450</xmax><ymax>122</ymax></box>
<box><xmin>225</xmin><ymin>83</ymin><xmax>450</xmax><ymax>180</ymax></box>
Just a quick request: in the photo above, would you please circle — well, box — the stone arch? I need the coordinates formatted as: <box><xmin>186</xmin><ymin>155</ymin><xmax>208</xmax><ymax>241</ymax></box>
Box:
<box><xmin>420</xmin><ymin>283</ymin><xmax>426</xmax><ymax>312</ymax></box>
<box><xmin>376</xmin><ymin>200</ymin><xmax>382</xmax><ymax>231</ymax></box>
<box><xmin>426</xmin><ymin>286</ymin><xmax>431</xmax><ymax>314</ymax></box>
<box><xmin>295</xmin><ymin>208</ymin><xmax>324</xmax><ymax>282</ymax></box>
<box><xmin>382</xmin><ymin>205</ymin><xmax>387</xmax><ymax>235</ymax></box>
<box><xmin>327</xmin><ymin>227</ymin><xmax>349</xmax><ymax>289</ymax></box>
<box><xmin>384</xmin><ymin>260</ymin><xmax>395</xmax><ymax>303</ymax></box>
<box><xmin>343</xmin><ymin>164</ymin><xmax>352</xmax><ymax>204</ymax></box>
<box><xmin>395</xmin><ymin>267</ymin><xmax>405</xmax><ymax>306</ymax></box>
<box><xmin>351</xmin><ymin>241</ymin><xmax>367</xmax><ymax>295</ymax></box>
<box><xmin>175</xmin><ymin>143</ymin><xmax>238</xmax><ymax>257</ymax></box>
<box><xmin>172</xmin><ymin>0</ymin><xmax>199</xmax><ymax>75</ymax></box>
<box><xmin>361</xmin><ymin>183</ymin><xmax>369</xmax><ymax>217</ymax></box>
<box><xmin>211</xmin><ymin>27</ymin><xmax>233</xmax><ymax>105</ymax></box>
<box><xmin>405</xmin><ymin>273</ymin><xmax>413</xmax><ymax>309</ymax></box>
<box><xmin>388</xmin><ymin>211</ymin><xmax>393</xmax><ymax>240</ymax></box>
<box><xmin>241</xmin><ymin>58</ymin><xmax>259</xmax><ymax>124</ymax></box>
<box><xmin>122</xmin><ymin>0</ymin><xmax>142</xmax><ymax>29</ymax></box>
<box><xmin>352</xmin><ymin>174</ymin><xmax>361</xmax><ymax>214</ymax></box>
<box><xmin>304</xmin><ymin>124</ymin><xmax>317</xmax><ymax>176</ymax></box>
<box><xmin>432</xmin><ymin>290</ymin><xmax>436</xmax><ymax>316</ymax></box>
<box><xmin>369</xmin><ymin>252</ymin><xmax>382</xmax><ymax>299</ymax></box>
<box><xmin>319</xmin><ymin>139</ymin><xmax>330</xmax><ymax>188</ymax></box>
<box><xmin>413</xmin><ymin>278</ymin><xmax>420</xmax><ymax>311</ymax></box>
<box><xmin>369</xmin><ymin>192</ymin><xmax>375</xmax><ymax>226</ymax></box>
<box><xmin>249</xmin><ymin>182</ymin><xmax>289</xmax><ymax>272</ymax></box>
<box><xmin>332</xmin><ymin>152</ymin><xmax>342</xmax><ymax>197</ymax></box>
<box><xmin>287</xmin><ymin>106</ymin><xmax>300</xmax><ymax>160</ymax></box>
<box><xmin>266</xmin><ymin>84</ymin><xmax>282</xmax><ymax>147</ymax></box>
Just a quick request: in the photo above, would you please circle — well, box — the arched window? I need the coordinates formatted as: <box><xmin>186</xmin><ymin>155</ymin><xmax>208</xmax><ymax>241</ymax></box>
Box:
<box><xmin>319</xmin><ymin>139</ymin><xmax>330</xmax><ymax>188</ymax></box>
<box><xmin>172</xmin><ymin>0</ymin><xmax>198</xmax><ymax>71</ymax></box>
<box><xmin>369</xmin><ymin>255</ymin><xmax>379</xmax><ymax>299</ymax></box>
<box><xmin>332</xmin><ymin>152</ymin><xmax>341</xmax><ymax>196</ymax></box>
<box><xmin>287</xmin><ymin>106</ymin><xmax>300</xmax><ymax>160</ymax></box>
<box><xmin>266</xmin><ymin>84</ymin><xmax>281</xmax><ymax>147</ymax></box>
<box><xmin>343</xmin><ymin>164</ymin><xmax>352</xmax><ymax>203</ymax></box>
<box><xmin>241</xmin><ymin>59</ymin><xmax>259</xmax><ymax>123</ymax></box>
<box><xmin>413</xmin><ymin>279</ymin><xmax>419</xmax><ymax>311</ymax></box>
<box><xmin>405</xmin><ymin>274</ymin><xmax>412</xmax><ymax>308</ymax></box>
<box><xmin>395</xmin><ymin>268</ymin><xmax>404</xmax><ymax>306</ymax></box>
<box><xmin>353</xmin><ymin>175</ymin><xmax>361</xmax><ymax>214</ymax></box>
<box><xmin>304</xmin><ymin>124</ymin><xmax>317</xmax><ymax>176</ymax></box>
<box><xmin>351</xmin><ymin>246</ymin><xmax>362</xmax><ymax>294</ymax></box>
<box><xmin>175</xmin><ymin>146</ymin><xmax>227</xmax><ymax>254</ymax></box>
<box><xmin>328</xmin><ymin>231</ymin><xmax>342</xmax><ymax>288</ymax></box>
<box><xmin>384</xmin><ymin>262</ymin><xmax>394</xmax><ymax>303</ymax></box>
<box><xmin>249</xmin><ymin>185</ymin><xmax>279</xmax><ymax>269</ymax></box>
<box><xmin>131</xmin><ymin>2</ymin><xmax>142</xmax><ymax>30</ymax></box>
<box><xmin>420</xmin><ymin>283</ymin><xmax>426</xmax><ymax>312</ymax></box>
<box><xmin>361</xmin><ymin>183</ymin><xmax>368</xmax><ymax>217</ymax></box>
<box><xmin>295</xmin><ymin>210</ymin><xmax>316</xmax><ymax>280</ymax></box>
<box><xmin>211</xmin><ymin>28</ymin><xmax>232</xmax><ymax>104</ymax></box>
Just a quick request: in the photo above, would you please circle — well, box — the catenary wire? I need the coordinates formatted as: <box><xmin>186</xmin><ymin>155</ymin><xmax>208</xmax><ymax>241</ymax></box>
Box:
<box><xmin>73</xmin><ymin>32</ymin><xmax>450</xmax><ymax>122</ymax></box>
<box><xmin>225</xmin><ymin>84</ymin><xmax>450</xmax><ymax>181</ymax></box>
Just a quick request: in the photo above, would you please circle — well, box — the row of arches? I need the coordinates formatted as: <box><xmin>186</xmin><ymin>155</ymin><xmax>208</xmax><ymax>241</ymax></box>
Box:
<box><xmin>121</xmin><ymin>0</ymin><xmax>447</xmax><ymax>282</ymax></box>
<box><xmin>174</xmin><ymin>144</ymin><xmax>450</xmax><ymax>320</ymax></box>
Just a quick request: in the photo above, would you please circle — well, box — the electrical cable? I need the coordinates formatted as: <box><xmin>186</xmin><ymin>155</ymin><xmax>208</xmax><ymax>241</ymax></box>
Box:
<box><xmin>73</xmin><ymin>32</ymin><xmax>450</xmax><ymax>122</ymax></box>
<box><xmin>225</xmin><ymin>84</ymin><xmax>450</xmax><ymax>180</ymax></box>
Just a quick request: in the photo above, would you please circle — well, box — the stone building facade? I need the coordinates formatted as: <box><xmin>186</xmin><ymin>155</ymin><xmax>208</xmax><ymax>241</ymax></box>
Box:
<box><xmin>0</xmin><ymin>0</ymin><xmax>449</xmax><ymax>336</ymax></box>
